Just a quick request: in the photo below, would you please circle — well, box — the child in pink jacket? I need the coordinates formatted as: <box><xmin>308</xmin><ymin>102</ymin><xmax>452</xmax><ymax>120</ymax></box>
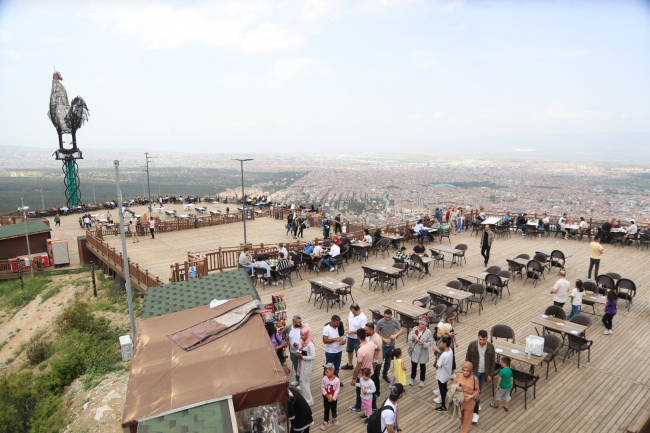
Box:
<box><xmin>321</xmin><ymin>363</ymin><xmax>340</xmax><ymax>430</ymax></box>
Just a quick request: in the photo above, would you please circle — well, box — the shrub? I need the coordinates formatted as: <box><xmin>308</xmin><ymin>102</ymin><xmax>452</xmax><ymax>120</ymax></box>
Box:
<box><xmin>0</xmin><ymin>275</ymin><xmax>51</xmax><ymax>310</ymax></box>
<box><xmin>26</xmin><ymin>338</ymin><xmax>54</xmax><ymax>366</ymax></box>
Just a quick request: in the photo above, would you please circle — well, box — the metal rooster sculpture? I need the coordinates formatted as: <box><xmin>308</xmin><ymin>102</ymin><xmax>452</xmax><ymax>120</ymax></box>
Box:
<box><xmin>47</xmin><ymin>71</ymin><xmax>90</xmax><ymax>206</ymax></box>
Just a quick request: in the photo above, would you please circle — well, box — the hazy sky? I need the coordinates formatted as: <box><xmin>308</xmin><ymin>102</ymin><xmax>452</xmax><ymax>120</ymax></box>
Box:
<box><xmin>1</xmin><ymin>0</ymin><xmax>649</xmax><ymax>155</ymax></box>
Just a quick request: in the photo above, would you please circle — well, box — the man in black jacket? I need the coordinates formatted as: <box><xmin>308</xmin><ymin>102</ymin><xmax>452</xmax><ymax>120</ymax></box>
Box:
<box><xmin>465</xmin><ymin>330</ymin><xmax>496</xmax><ymax>425</ymax></box>
<box><xmin>516</xmin><ymin>213</ymin><xmax>528</xmax><ymax>236</ymax></box>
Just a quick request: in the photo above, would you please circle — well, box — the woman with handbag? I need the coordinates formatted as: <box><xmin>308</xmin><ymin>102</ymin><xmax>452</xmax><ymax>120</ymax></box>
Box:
<box><xmin>407</xmin><ymin>317</ymin><xmax>433</xmax><ymax>387</ymax></box>
<box><xmin>453</xmin><ymin>361</ymin><xmax>480</xmax><ymax>433</ymax></box>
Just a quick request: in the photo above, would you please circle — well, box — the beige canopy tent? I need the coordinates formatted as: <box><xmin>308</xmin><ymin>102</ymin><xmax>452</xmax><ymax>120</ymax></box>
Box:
<box><xmin>121</xmin><ymin>296</ymin><xmax>287</xmax><ymax>432</ymax></box>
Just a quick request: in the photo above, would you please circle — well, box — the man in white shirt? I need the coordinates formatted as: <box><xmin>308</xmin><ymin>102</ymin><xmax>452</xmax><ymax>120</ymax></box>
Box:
<box><xmin>341</xmin><ymin>304</ymin><xmax>368</xmax><ymax>371</ymax></box>
<box><xmin>283</xmin><ymin>315</ymin><xmax>304</xmax><ymax>386</ymax></box>
<box><xmin>322</xmin><ymin>315</ymin><xmax>345</xmax><ymax>378</ymax></box>
<box><xmin>324</xmin><ymin>243</ymin><xmax>340</xmax><ymax>271</ymax></box>
<box><xmin>624</xmin><ymin>220</ymin><xmax>638</xmax><ymax>245</ymax></box>
<box><xmin>311</xmin><ymin>244</ymin><xmax>323</xmax><ymax>270</ymax></box>
<box><xmin>380</xmin><ymin>384</ymin><xmax>404</xmax><ymax>433</ymax></box>
<box><xmin>550</xmin><ymin>270</ymin><xmax>571</xmax><ymax>307</ymax></box>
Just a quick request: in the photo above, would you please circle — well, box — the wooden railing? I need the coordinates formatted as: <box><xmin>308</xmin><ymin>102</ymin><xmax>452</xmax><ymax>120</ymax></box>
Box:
<box><xmin>466</xmin><ymin>210</ymin><xmax>631</xmax><ymax>229</ymax></box>
<box><xmin>169</xmin><ymin>258</ymin><xmax>209</xmax><ymax>283</ymax></box>
<box><xmin>0</xmin><ymin>259</ymin><xmax>44</xmax><ymax>279</ymax></box>
<box><xmin>86</xmin><ymin>229</ymin><xmax>163</xmax><ymax>289</ymax></box>
<box><xmin>188</xmin><ymin>222</ymin><xmax>414</xmax><ymax>274</ymax></box>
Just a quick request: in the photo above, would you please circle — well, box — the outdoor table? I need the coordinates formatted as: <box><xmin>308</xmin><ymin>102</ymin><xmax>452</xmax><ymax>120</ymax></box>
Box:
<box><xmin>468</xmin><ymin>272</ymin><xmax>509</xmax><ymax>285</ymax></box>
<box><xmin>536</xmin><ymin>251</ymin><xmax>573</xmax><ymax>259</ymax></box>
<box><xmin>209</xmin><ymin>210</ymin><xmax>221</xmax><ymax>215</ymax></box>
<box><xmin>430</xmin><ymin>246</ymin><xmax>463</xmax><ymax>267</ymax></box>
<box><xmin>531</xmin><ymin>315</ymin><xmax>587</xmax><ymax>337</ymax></box>
<box><xmin>91</xmin><ymin>214</ymin><xmax>99</xmax><ymax>219</ymax></box>
<box><xmin>611</xmin><ymin>228</ymin><xmax>626</xmax><ymax>233</ymax></box>
<box><xmin>492</xmin><ymin>340</ymin><xmax>548</xmax><ymax>375</ymax></box>
<box><xmin>183</xmin><ymin>204</ymin><xmax>193</xmax><ymax>210</ymax></box>
<box><xmin>427</xmin><ymin>286</ymin><xmax>472</xmax><ymax>321</ymax></box>
<box><xmin>98</xmin><ymin>218</ymin><xmax>108</xmax><ymax>224</ymax></box>
<box><xmin>195</xmin><ymin>207</ymin><xmax>207</xmax><ymax>213</ymax></box>
<box><xmin>482</xmin><ymin>217</ymin><xmax>501</xmax><ymax>225</ymax></box>
<box><xmin>383</xmin><ymin>233</ymin><xmax>404</xmax><ymax>249</ymax></box>
<box><xmin>154</xmin><ymin>207</ymin><xmax>164</xmax><ymax>213</ymax></box>
<box><xmin>383</xmin><ymin>300</ymin><xmax>427</xmax><ymax>320</ymax></box>
<box><xmin>177</xmin><ymin>215</ymin><xmax>192</xmax><ymax>219</ymax></box>
<box><xmin>351</xmin><ymin>240</ymin><xmax>372</xmax><ymax>249</ymax></box>
<box><xmin>309</xmin><ymin>279</ymin><xmax>351</xmax><ymax>308</ymax></box>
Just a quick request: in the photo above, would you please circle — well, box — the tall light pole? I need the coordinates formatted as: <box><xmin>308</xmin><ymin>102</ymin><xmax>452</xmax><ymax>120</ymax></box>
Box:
<box><xmin>232</xmin><ymin>158</ymin><xmax>253</xmax><ymax>244</ymax></box>
<box><xmin>114</xmin><ymin>161</ymin><xmax>137</xmax><ymax>341</ymax></box>
<box><xmin>92</xmin><ymin>173</ymin><xmax>96</xmax><ymax>205</ymax></box>
<box><xmin>144</xmin><ymin>153</ymin><xmax>156</xmax><ymax>215</ymax></box>
<box><xmin>39</xmin><ymin>177</ymin><xmax>45</xmax><ymax>209</ymax></box>
<box><xmin>18</xmin><ymin>199</ymin><xmax>34</xmax><ymax>277</ymax></box>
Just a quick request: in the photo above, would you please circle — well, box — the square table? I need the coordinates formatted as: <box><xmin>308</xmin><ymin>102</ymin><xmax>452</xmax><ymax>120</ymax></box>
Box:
<box><xmin>492</xmin><ymin>340</ymin><xmax>548</xmax><ymax>374</ymax></box>
<box><xmin>177</xmin><ymin>215</ymin><xmax>192</xmax><ymax>219</ymax></box>
<box><xmin>183</xmin><ymin>204</ymin><xmax>193</xmax><ymax>210</ymax></box>
<box><xmin>531</xmin><ymin>315</ymin><xmax>587</xmax><ymax>337</ymax></box>
<box><xmin>468</xmin><ymin>272</ymin><xmax>509</xmax><ymax>285</ymax></box>
<box><xmin>536</xmin><ymin>251</ymin><xmax>573</xmax><ymax>259</ymax></box>
<box><xmin>383</xmin><ymin>300</ymin><xmax>427</xmax><ymax>320</ymax></box>
<box><xmin>195</xmin><ymin>207</ymin><xmax>207</xmax><ymax>213</ymax></box>
<box><xmin>430</xmin><ymin>246</ymin><xmax>464</xmax><ymax>267</ymax></box>
<box><xmin>309</xmin><ymin>279</ymin><xmax>352</xmax><ymax>308</ymax></box>
<box><xmin>482</xmin><ymin>217</ymin><xmax>501</xmax><ymax>225</ymax></box>
<box><xmin>209</xmin><ymin>210</ymin><xmax>221</xmax><ymax>215</ymax></box>
<box><xmin>427</xmin><ymin>286</ymin><xmax>472</xmax><ymax>321</ymax></box>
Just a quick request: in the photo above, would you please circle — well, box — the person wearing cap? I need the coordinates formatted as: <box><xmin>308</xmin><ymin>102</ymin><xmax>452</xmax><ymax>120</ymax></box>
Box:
<box><xmin>395</xmin><ymin>247</ymin><xmax>409</xmax><ymax>262</ymax></box>
<box><xmin>380</xmin><ymin>383</ymin><xmax>404</xmax><ymax>433</ymax></box>
<box><xmin>321</xmin><ymin>363</ymin><xmax>340</xmax><ymax>430</ymax></box>
<box><xmin>624</xmin><ymin>220</ymin><xmax>638</xmax><ymax>245</ymax></box>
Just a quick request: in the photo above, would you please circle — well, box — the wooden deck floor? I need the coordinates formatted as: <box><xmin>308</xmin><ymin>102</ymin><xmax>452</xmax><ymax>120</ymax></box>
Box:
<box><xmin>95</xmin><ymin>209</ymin><xmax>650</xmax><ymax>432</ymax></box>
<box><xmin>258</xmin><ymin>226</ymin><xmax>649</xmax><ymax>433</ymax></box>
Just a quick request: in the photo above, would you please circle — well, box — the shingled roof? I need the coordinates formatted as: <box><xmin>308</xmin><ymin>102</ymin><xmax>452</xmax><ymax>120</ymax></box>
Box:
<box><xmin>0</xmin><ymin>220</ymin><xmax>51</xmax><ymax>240</ymax></box>
<box><xmin>141</xmin><ymin>268</ymin><xmax>260</xmax><ymax>319</ymax></box>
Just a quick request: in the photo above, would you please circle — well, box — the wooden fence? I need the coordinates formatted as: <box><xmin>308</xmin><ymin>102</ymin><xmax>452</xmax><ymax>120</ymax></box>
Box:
<box><xmin>188</xmin><ymin>222</ymin><xmax>414</xmax><ymax>274</ymax></box>
<box><xmin>86</xmin><ymin>229</ymin><xmax>163</xmax><ymax>290</ymax></box>
<box><xmin>0</xmin><ymin>259</ymin><xmax>44</xmax><ymax>280</ymax></box>
<box><xmin>169</xmin><ymin>258</ymin><xmax>209</xmax><ymax>283</ymax></box>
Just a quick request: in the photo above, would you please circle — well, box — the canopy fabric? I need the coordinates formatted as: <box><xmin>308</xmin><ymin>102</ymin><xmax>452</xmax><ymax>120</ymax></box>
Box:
<box><xmin>122</xmin><ymin>296</ymin><xmax>287</xmax><ymax>428</ymax></box>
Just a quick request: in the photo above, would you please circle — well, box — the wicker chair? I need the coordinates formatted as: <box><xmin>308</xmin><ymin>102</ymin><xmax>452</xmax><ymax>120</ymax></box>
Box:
<box><xmin>374</xmin><ymin>270</ymin><xmax>393</xmax><ymax>294</ymax></box>
<box><xmin>352</xmin><ymin>245</ymin><xmax>368</xmax><ymax>263</ymax></box>
<box><xmin>596</xmin><ymin>274</ymin><xmax>616</xmax><ymax>292</ymax></box>
<box><xmin>569</xmin><ymin>315</ymin><xmax>592</xmax><ymax>339</ymax></box>
<box><xmin>339</xmin><ymin>277</ymin><xmax>355</xmax><ymax>304</ymax></box>
<box><xmin>412</xmin><ymin>295</ymin><xmax>431</xmax><ymax>309</ymax></box>
<box><xmin>524</xmin><ymin>260</ymin><xmax>544</xmax><ymax>287</ymax></box>
<box><xmin>485</xmin><ymin>273</ymin><xmax>507</xmax><ymax>304</ymax></box>
<box><xmin>562</xmin><ymin>334</ymin><xmax>593</xmax><ymax>369</ymax></box>
<box><xmin>457</xmin><ymin>277</ymin><xmax>473</xmax><ymax>291</ymax></box>
<box><xmin>429</xmin><ymin>249</ymin><xmax>445</xmax><ymax>269</ymax></box>
<box><xmin>541</xmin><ymin>334</ymin><xmax>562</xmax><ymax>379</ymax></box>
<box><xmin>360</xmin><ymin>266</ymin><xmax>377</xmax><ymax>289</ymax></box>
<box><xmin>506</xmin><ymin>259</ymin><xmax>524</xmax><ymax>280</ymax></box>
<box><xmin>616</xmin><ymin>278</ymin><xmax>637</xmax><ymax>311</ymax></box>
<box><xmin>490</xmin><ymin>324</ymin><xmax>515</xmax><ymax>343</ymax></box>
<box><xmin>375</xmin><ymin>238</ymin><xmax>391</xmax><ymax>258</ymax></box>
<box><xmin>369</xmin><ymin>309</ymin><xmax>383</xmax><ymax>326</ymax></box>
<box><xmin>466</xmin><ymin>283</ymin><xmax>486</xmax><ymax>315</ymax></box>
<box><xmin>308</xmin><ymin>281</ymin><xmax>323</xmax><ymax>305</ymax></box>
<box><xmin>511</xmin><ymin>369</ymin><xmax>539</xmax><ymax>409</ymax></box>
<box><xmin>581</xmin><ymin>281</ymin><xmax>600</xmax><ymax>313</ymax></box>
<box><xmin>410</xmin><ymin>254</ymin><xmax>428</xmax><ymax>280</ymax></box>
<box><xmin>452</xmin><ymin>244</ymin><xmax>468</xmax><ymax>266</ymax></box>
<box><xmin>391</xmin><ymin>262</ymin><xmax>407</xmax><ymax>286</ymax></box>
<box><xmin>486</xmin><ymin>265</ymin><xmax>501</xmax><ymax>274</ymax></box>
<box><xmin>515</xmin><ymin>253</ymin><xmax>530</xmax><ymax>260</ymax></box>
<box><xmin>549</xmin><ymin>250</ymin><xmax>565</xmax><ymax>271</ymax></box>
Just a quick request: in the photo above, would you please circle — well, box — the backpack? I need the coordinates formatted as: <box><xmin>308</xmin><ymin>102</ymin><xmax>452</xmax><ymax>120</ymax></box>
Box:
<box><xmin>366</xmin><ymin>400</ymin><xmax>394</xmax><ymax>433</ymax></box>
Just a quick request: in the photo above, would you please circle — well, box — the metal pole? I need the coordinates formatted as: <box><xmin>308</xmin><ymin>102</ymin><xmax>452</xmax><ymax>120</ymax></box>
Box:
<box><xmin>114</xmin><ymin>160</ymin><xmax>137</xmax><ymax>341</ymax></box>
<box><xmin>90</xmin><ymin>261</ymin><xmax>97</xmax><ymax>297</ymax></box>
<box><xmin>21</xmin><ymin>198</ymin><xmax>34</xmax><ymax>277</ymax></box>
<box><xmin>40</xmin><ymin>177</ymin><xmax>45</xmax><ymax>209</ymax></box>
<box><xmin>145</xmin><ymin>152</ymin><xmax>153</xmax><ymax>215</ymax></box>
<box><xmin>93</xmin><ymin>174</ymin><xmax>96</xmax><ymax>205</ymax></box>
<box><xmin>18</xmin><ymin>262</ymin><xmax>24</xmax><ymax>289</ymax></box>
<box><xmin>240</xmin><ymin>161</ymin><xmax>247</xmax><ymax>243</ymax></box>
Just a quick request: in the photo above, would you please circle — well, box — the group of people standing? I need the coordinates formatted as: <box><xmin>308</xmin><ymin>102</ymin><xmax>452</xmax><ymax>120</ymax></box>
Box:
<box><xmin>274</xmin><ymin>302</ymin><xmax>524</xmax><ymax>433</ymax></box>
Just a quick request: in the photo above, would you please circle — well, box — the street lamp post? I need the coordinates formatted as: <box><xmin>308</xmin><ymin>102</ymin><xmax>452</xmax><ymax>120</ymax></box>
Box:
<box><xmin>114</xmin><ymin>160</ymin><xmax>137</xmax><ymax>341</ymax></box>
<box><xmin>92</xmin><ymin>173</ymin><xmax>96</xmax><ymax>205</ymax></box>
<box><xmin>18</xmin><ymin>199</ymin><xmax>34</xmax><ymax>277</ymax></box>
<box><xmin>39</xmin><ymin>177</ymin><xmax>45</xmax><ymax>209</ymax></box>
<box><xmin>232</xmin><ymin>158</ymin><xmax>253</xmax><ymax>244</ymax></box>
<box><xmin>144</xmin><ymin>153</ymin><xmax>156</xmax><ymax>215</ymax></box>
